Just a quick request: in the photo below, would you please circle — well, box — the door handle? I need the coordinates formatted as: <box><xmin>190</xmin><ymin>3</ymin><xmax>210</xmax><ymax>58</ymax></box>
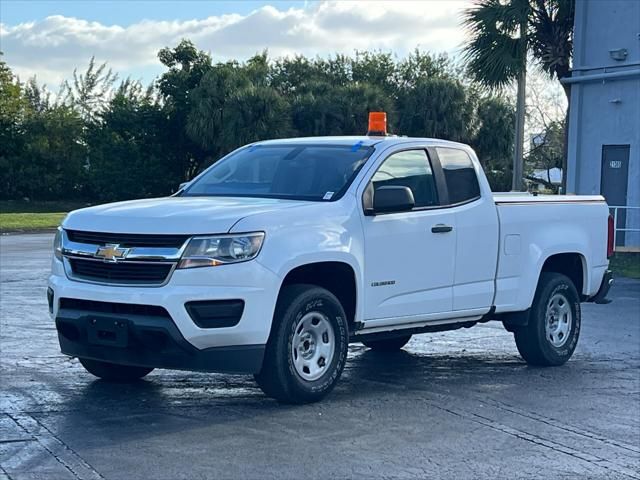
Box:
<box><xmin>431</xmin><ymin>224</ymin><xmax>453</xmax><ymax>233</ymax></box>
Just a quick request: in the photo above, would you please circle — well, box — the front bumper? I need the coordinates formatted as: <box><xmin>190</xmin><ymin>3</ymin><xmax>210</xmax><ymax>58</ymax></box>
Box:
<box><xmin>56</xmin><ymin>306</ymin><xmax>265</xmax><ymax>374</ymax></box>
<box><xmin>49</xmin><ymin>257</ymin><xmax>281</xmax><ymax>372</ymax></box>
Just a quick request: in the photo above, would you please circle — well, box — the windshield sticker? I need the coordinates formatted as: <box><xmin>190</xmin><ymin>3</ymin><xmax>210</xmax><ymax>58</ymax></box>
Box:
<box><xmin>248</xmin><ymin>144</ymin><xmax>261</xmax><ymax>152</ymax></box>
<box><xmin>323</xmin><ymin>192</ymin><xmax>335</xmax><ymax>200</ymax></box>
<box><xmin>351</xmin><ymin>141</ymin><xmax>364</xmax><ymax>152</ymax></box>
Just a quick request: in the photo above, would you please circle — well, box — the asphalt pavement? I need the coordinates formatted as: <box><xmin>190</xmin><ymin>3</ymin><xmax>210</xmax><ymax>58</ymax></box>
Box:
<box><xmin>1</xmin><ymin>233</ymin><xmax>639</xmax><ymax>480</ymax></box>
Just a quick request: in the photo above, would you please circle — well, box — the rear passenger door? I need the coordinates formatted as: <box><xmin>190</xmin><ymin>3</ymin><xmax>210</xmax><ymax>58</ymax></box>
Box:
<box><xmin>361</xmin><ymin>148</ymin><xmax>456</xmax><ymax>322</ymax></box>
<box><xmin>430</xmin><ymin>147</ymin><xmax>499</xmax><ymax>311</ymax></box>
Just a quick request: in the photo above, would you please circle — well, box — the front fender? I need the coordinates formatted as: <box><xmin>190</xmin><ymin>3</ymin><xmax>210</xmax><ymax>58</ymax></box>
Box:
<box><xmin>232</xmin><ymin>198</ymin><xmax>366</xmax><ymax>321</ymax></box>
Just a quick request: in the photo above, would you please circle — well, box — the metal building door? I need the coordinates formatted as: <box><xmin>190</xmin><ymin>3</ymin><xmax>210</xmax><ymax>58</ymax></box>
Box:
<box><xmin>601</xmin><ymin>145</ymin><xmax>630</xmax><ymax>245</ymax></box>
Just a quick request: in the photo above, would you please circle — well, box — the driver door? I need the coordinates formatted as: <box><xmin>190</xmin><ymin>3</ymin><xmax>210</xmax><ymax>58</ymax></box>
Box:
<box><xmin>361</xmin><ymin>148</ymin><xmax>456</xmax><ymax>322</ymax></box>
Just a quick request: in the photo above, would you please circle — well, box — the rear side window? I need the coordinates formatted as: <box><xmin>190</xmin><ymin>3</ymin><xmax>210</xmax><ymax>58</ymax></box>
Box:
<box><xmin>371</xmin><ymin>150</ymin><xmax>438</xmax><ymax>208</ymax></box>
<box><xmin>436</xmin><ymin>148</ymin><xmax>481</xmax><ymax>204</ymax></box>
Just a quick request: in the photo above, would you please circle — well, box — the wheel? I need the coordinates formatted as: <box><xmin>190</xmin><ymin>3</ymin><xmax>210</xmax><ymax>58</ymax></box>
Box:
<box><xmin>254</xmin><ymin>284</ymin><xmax>349</xmax><ymax>404</ymax></box>
<box><xmin>362</xmin><ymin>335</ymin><xmax>412</xmax><ymax>352</ymax></box>
<box><xmin>79</xmin><ymin>358</ymin><xmax>153</xmax><ymax>382</ymax></box>
<box><xmin>514</xmin><ymin>272</ymin><xmax>581</xmax><ymax>366</ymax></box>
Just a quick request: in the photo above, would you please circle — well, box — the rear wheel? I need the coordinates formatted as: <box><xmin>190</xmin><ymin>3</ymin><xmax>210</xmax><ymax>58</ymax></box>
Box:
<box><xmin>255</xmin><ymin>284</ymin><xmax>349</xmax><ymax>404</ymax></box>
<box><xmin>79</xmin><ymin>358</ymin><xmax>153</xmax><ymax>382</ymax></box>
<box><xmin>514</xmin><ymin>272</ymin><xmax>581</xmax><ymax>366</ymax></box>
<box><xmin>362</xmin><ymin>335</ymin><xmax>412</xmax><ymax>352</ymax></box>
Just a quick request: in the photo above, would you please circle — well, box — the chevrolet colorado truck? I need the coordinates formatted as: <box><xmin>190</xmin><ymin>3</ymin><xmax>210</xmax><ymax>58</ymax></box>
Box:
<box><xmin>49</xmin><ymin>119</ymin><xmax>614</xmax><ymax>403</ymax></box>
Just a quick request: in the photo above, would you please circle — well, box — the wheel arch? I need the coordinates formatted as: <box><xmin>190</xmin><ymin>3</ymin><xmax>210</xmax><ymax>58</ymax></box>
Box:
<box><xmin>498</xmin><ymin>251</ymin><xmax>588</xmax><ymax>331</ymax></box>
<box><xmin>278</xmin><ymin>261</ymin><xmax>358</xmax><ymax>333</ymax></box>
<box><xmin>539</xmin><ymin>252</ymin><xmax>587</xmax><ymax>299</ymax></box>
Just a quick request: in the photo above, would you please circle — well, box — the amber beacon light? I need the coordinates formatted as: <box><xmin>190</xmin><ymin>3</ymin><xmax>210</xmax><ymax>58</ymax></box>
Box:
<box><xmin>367</xmin><ymin>111</ymin><xmax>387</xmax><ymax>136</ymax></box>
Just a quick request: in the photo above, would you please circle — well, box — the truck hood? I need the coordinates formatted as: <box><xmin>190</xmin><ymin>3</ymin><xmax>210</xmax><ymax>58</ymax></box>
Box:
<box><xmin>63</xmin><ymin>196</ymin><xmax>307</xmax><ymax>234</ymax></box>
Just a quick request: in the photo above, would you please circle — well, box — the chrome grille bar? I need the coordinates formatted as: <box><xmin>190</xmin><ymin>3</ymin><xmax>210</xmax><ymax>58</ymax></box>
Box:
<box><xmin>60</xmin><ymin>229</ymin><xmax>190</xmax><ymax>287</ymax></box>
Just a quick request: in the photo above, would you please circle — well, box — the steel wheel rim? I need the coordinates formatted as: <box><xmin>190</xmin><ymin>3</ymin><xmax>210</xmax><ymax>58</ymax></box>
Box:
<box><xmin>291</xmin><ymin>311</ymin><xmax>335</xmax><ymax>381</ymax></box>
<box><xmin>545</xmin><ymin>292</ymin><xmax>572</xmax><ymax>348</ymax></box>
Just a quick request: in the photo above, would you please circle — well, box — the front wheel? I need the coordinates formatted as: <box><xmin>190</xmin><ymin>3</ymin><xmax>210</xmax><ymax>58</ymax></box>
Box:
<box><xmin>514</xmin><ymin>272</ymin><xmax>581</xmax><ymax>366</ymax></box>
<box><xmin>79</xmin><ymin>358</ymin><xmax>153</xmax><ymax>382</ymax></box>
<box><xmin>255</xmin><ymin>284</ymin><xmax>349</xmax><ymax>404</ymax></box>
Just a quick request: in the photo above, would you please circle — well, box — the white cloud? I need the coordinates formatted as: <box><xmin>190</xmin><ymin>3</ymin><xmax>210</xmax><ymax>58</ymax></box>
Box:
<box><xmin>0</xmin><ymin>1</ymin><xmax>470</xmax><ymax>86</ymax></box>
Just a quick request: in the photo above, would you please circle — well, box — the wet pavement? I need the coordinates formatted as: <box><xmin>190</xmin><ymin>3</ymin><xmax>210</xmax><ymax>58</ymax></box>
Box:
<box><xmin>1</xmin><ymin>233</ymin><xmax>639</xmax><ymax>479</ymax></box>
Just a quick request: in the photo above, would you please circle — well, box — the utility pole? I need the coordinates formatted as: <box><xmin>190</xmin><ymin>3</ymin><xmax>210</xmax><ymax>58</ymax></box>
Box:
<box><xmin>512</xmin><ymin>16</ymin><xmax>527</xmax><ymax>192</ymax></box>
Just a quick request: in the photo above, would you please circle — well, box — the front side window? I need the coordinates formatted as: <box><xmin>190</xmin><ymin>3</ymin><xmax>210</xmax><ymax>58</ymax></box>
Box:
<box><xmin>436</xmin><ymin>147</ymin><xmax>481</xmax><ymax>204</ymax></box>
<box><xmin>371</xmin><ymin>150</ymin><xmax>438</xmax><ymax>208</ymax></box>
<box><xmin>184</xmin><ymin>144</ymin><xmax>374</xmax><ymax>201</ymax></box>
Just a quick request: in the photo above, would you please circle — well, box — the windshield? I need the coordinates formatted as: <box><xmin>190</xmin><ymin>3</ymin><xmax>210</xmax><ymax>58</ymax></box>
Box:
<box><xmin>183</xmin><ymin>144</ymin><xmax>374</xmax><ymax>201</ymax></box>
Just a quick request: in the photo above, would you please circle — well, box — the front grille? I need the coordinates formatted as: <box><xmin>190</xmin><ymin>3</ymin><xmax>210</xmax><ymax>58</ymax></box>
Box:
<box><xmin>59</xmin><ymin>298</ymin><xmax>171</xmax><ymax>318</ymax></box>
<box><xmin>66</xmin><ymin>230</ymin><xmax>189</xmax><ymax>248</ymax></box>
<box><xmin>68</xmin><ymin>258</ymin><xmax>173</xmax><ymax>285</ymax></box>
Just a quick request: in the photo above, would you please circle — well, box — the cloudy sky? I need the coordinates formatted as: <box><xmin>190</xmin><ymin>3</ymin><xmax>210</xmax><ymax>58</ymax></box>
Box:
<box><xmin>1</xmin><ymin>0</ymin><xmax>471</xmax><ymax>87</ymax></box>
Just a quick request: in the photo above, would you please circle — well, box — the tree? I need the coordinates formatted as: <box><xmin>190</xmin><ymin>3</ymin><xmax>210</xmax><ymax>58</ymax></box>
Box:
<box><xmin>288</xmin><ymin>80</ymin><xmax>339</xmax><ymax>137</ymax></box>
<box><xmin>462</xmin><ymin>0</ymin><xmax>575</xmax><ymax>191</ymax></box>
<box><xmin>397</xmin><ymin>77</ymin><xmax>472</xmax><ymax>141</ymax></box>
<box><xmin>463</xmin><ymin>0</ymin><xmax>530</xmax><ymax>191</ymax></box>
<box><xmin>529</xmin><ymin>0</ymin><xmax>575</xmax><ymax>101</ymax></box>
<box><xmin>270</xmin><ymin>55</ymin><xmax>322</xmax><ymax>95</ymax></box>
<box><xmin>472</xmin><ymin>97</ymin><xmax>515</xmax><ymax>191</ymax></box>
<box><xmin>529</xmin><ymin>0</ymin><xmax>575</xmax><ymax>193</ymax></box>
<box><xmin>62</xmin><ymin>57</ymin><xmax>117</xmax><ymax>122</ymax></box>
<box><xmin>525</xmin><ymin>119</ymin><xmax>564</xmax><ymax>192</ymax></box>
<box><xmin>0</xmin><ymin>44</ymin><xmax>520</xmax><ymax>202</ymax></box>
<box><xmin>157</xmin><ymin>40</ymin><xmax>212</xmax><ymax>180</ymax></box>
<box><xmin>396</xmin><ymin>50</ymin><xmax>458</xmax><ymax>90</ymax></box>
<box><xmin>23</xmin><ymin>77</ymin><xmax>53</xmax><ymax>113</ymax></box>
<box><xmin>20</xmin><ymin>106</ymin><xmax>86</xmax><ymax>200</ymax></box>
<box><xmin>351</xmin><ymin>51</ymin><xmax>398</xmax><ymax>97</ymax></box>
<box><xmin>186</xmin><ymin>60</ymin><xmax>291</xmax><ymax>162</ymax></box>
<box><xmin>0</xmin><ymin>56</ymin><xmax>30</xmax><ymax>199</ymax></box>
<box><xmin>86</xmin><ymin>81</ymin><xmax>178</xmax><ymax>201</ymax></box>
<box><xmin>0</xmin><ymin>56</ymin><xmax>28</xmax><ymax>150</ymax></box>
<box><xmin>332</xmin><ymin>83</ymin><xmax>395</xmax><ymax>135</ymax></box>
<box><xmin>1</xmin><ymin>57</ymin><xmax>86</xmax><ymax>201</ymax></box>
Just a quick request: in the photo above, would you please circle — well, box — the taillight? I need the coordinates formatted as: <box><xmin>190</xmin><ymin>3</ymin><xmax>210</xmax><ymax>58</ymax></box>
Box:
<box><xmin>607</xmin><ymin>214</ymin><xmax>614</xmax><ymax>258</ymax></box>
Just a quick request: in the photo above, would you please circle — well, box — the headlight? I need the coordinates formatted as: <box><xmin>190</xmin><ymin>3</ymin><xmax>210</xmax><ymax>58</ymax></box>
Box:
<box><xmin>53</xmin><ymin>227</ymin><xmax>63</xmax><ymax>261</ymax></box>
<box><xmin>177</xmin><ymin>232</ymin><xmax>265</xmax><ymax>269</ymax></box>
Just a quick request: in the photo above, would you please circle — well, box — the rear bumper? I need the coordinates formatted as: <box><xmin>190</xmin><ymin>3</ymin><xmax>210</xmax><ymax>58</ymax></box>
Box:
<box><xmin>588</xmin><ymin>269</ymin><xmax>613</xmax><ymax>304</ymax></box>
<box><xmin>56</xmin><ymin>307</ymin><xmax>265</xmax><ymax>374</ymax></box>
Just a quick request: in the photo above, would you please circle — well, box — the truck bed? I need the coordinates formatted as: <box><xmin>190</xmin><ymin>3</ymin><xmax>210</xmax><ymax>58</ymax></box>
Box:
<box><xmin>492</xmin><ymin>193</ymin><xmax>609</xmax><ymax>314</ymax></box>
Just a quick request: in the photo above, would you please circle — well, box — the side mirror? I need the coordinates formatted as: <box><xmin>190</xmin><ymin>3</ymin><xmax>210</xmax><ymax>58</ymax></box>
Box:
<box><xmin>372</xmin><ymin>186</ymin><xmax>415</xmax><ymax>214</ymax></box>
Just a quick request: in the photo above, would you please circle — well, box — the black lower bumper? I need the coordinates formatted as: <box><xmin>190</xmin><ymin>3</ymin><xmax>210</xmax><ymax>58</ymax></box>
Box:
<box><xmin>55</xmin><ymin>307</ymin><xmax>265</xmax><ymax>374</ymax></box>
<box><xmin>589</xmin><ymin>269</ymin><xmax>613</xmax><ymax>304</ymax></box>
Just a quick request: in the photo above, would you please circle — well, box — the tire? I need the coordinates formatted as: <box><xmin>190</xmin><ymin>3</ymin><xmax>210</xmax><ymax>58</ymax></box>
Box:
<box><xmin>514</xmin><ymin>272</ymin><xmax>581</xmax><ymax>366</ymax></box>
<box><xmin>362</xmin><ymin>335</ymin><xmax>412</xmax><ymax>352</ymax></box>
<box><xmin>79</xmin><ymin>358</ymin><xmax>153</xmax><ymax>382</ymax></box>
<box><xmin>254</xmin><ymin>284</ymin><xmax>349</xmax><ymax>404</ymax></box>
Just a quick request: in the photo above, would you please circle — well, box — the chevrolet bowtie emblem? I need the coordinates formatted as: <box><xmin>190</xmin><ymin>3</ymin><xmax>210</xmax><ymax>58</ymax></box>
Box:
<box><xmin>95</xmin><ymin>244</ymin><xmax>130</xmax><ymax>262</ymax></box>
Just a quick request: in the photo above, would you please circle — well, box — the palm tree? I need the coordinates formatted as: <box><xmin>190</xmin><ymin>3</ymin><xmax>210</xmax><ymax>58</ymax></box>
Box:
<box><xmin>462</xmin><ymin>0</ymin><xmax>575</xmax><ymax>192</ymax></box>
<box><xmin>529</xmin><ymin>0</ymin><xmax>575</xmax><ymax>101</ymax></box>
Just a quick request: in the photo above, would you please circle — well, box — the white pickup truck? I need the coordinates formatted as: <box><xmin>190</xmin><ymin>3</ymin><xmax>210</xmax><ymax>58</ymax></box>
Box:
<box><xmin>49</xmin><ymin>122</ymin><xmax>614</xmax><ymax>403</ymax></box>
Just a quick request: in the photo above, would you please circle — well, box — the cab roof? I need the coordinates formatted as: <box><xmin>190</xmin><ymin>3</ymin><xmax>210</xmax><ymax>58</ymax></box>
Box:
<box><xmin>254</xmin><ymin>136</ymin><xmax>470</xmax><ymax>149</ymax></box>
